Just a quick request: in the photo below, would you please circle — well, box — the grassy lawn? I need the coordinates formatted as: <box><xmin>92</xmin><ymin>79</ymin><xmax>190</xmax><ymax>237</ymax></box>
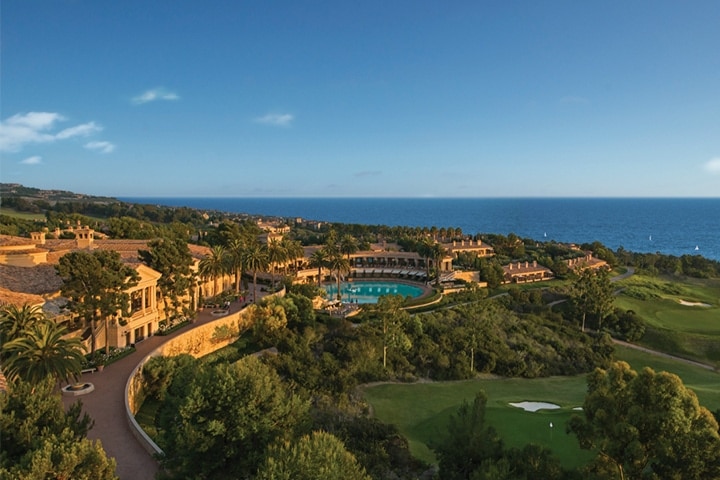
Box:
<box><xmin>615</xmin><ymin>294</ymin><xmax>719</xmax><ymax>335</ymax></box>
<box><xmin>614</xmin><ymin>275</ymin><xmax>719</xmax><ymax>332</ymax></box>
<box><xmin>0</xmin><ymin>207</ymin><xmax>47</xmax><ymax>221</ymax></box>
<box><xmin>613</xmin><ymin>345</ymin><xmax>720</xmax><ymax>411</ymax></box>
<box><xmin>613</xmin><ymin>275</ymin><xmax>720</xmax><ymax>363</ymax></box>
<box><xmin>0</xmin><ymin>206</ymin><xmax>109</xmax><ymax>223</ymax></box>
<box><xmin>362</xmin><ymin>375</ymin><xmax>593</xmax><ymax>470</ymax></box>
<box><xmin>363</xmin><ymin>346</ymin><xmax>720</xmax><ymax>470</ymax></box>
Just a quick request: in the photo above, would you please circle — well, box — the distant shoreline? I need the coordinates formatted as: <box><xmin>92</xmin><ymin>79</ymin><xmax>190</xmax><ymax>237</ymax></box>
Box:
<box><xmin>121</xmin><ymin>197</ymin><xmax>720</xmax><ymax>262</ymax></box>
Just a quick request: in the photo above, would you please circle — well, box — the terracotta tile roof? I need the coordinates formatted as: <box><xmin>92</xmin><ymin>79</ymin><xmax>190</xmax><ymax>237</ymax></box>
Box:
<box><xmin>95</xmin><ymin>239</ymin><xmax>152</xmax><ymax>251</ymax></box>
<box><xmin>94</xmin><ymin>240</ymin><xmax>152</xmax><ymax>264</ymax></box>
<box><xmin>0</xmin><ymin>235</ymin><xmax>35</xmax><ymax>247</ymax></box>
<box><xmin>0</xmin><ymin>264</ymin><xmax>62</xmax><ymax>295</ymax></box>
<box><xmin>43</xmin><ymin>239</ymin><xmax>82</xmax><ymax>264</ymax></box>
<box><xmin>43</xmin><ymin>239</ymin><xmax>79</xmax><ymax>250</ymax></box>
<box><xmin>188</xmin><ymin>244</ymin><xmax>211</xmax><ymax>259</ymax></box>
<box><xmin>502</xmin><ymin>261</ymin><xmax>553</xmax><ymax>275</ymax></box>
<box><xmin>0</xmin><ymin>286</ymin><xmax>45</xmax><ymax>307</ymax></box>
<box><xmin>1</xmin><ymin>234</ymin><xmax>210</xmax><ymax>302</ymax></box>
<box><xmin>42</xmin><ymin>239</ymin><xmax>152</xmax><ymax>264</ymax></box>
<box><xmin>0</xmin><ymin>247</ymin><xmax>49</xmax><ymax>255</ymax></box>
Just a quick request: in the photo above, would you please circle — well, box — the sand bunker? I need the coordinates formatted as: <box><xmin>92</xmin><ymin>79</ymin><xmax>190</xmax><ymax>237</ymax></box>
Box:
<box><xmin>678</xmin><ymin>300</ymin><xmax>711</xmax><ymax>307</ymax></box>
<box><xmin>509</xmin><ymin>401</ymin><xmax>561</xmax><ymax>412</ymax></box>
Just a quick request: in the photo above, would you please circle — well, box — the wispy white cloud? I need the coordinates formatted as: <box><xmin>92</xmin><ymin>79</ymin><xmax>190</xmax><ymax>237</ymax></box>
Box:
<box><xmin>9</xmin><ymin>112</ymin><xmax>64</xmax><ymax>130</ymax></box>
<box><xmin>20</xmin><ymin>155</ymin><xmax>43</xmax><ymax>165</ymax></box>
<box><xmin>703</xmin><ymin>157</ymin><xmax>720</xmax><ymax>174</ymax></box>
<box><xmin>85</xmin><ymin>141</ymin><xmax>116</xmax><ymax>154</ymax></box>
<box><xmin>56</xmin><ymin>122</ymin><xmax>102</xmax><ymax>139</ymax></box>
<box><xmin>132</xmin><ymin>87</ymin><xmax>180</xmax><ymax>105</ymax></box>
<box><xmin>560</xmin><ymin>95</ymin><xmax>590</xmax><ymax>105</ymax></box>
<box><xmin>254</xmin><ymin>113</ymin><xmax>294</xmax><ymax>127</ymax></box>
<box><xmin>0</xmin><ymin>112</ymin><xmax>103</xmax><ymax>152</ymax></box>
<box><xmin>0</xmin><ymin>112</ymin><xmax>63</xmax><ymax>152</ymax></box>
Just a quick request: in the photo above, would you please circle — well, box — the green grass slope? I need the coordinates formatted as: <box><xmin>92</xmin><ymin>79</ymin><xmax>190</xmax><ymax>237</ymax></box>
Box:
<box><xmin>363</xmin><ymin>345</ymin><xmax>720</xmax><ymax>470</ymax></box>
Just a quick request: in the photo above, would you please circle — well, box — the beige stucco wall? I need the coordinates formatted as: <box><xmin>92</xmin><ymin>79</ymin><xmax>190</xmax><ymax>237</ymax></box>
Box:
<box><xmin>124</xmin><ymin>309</ymin><xmax>250</xmax><ymax>457</ymax></box>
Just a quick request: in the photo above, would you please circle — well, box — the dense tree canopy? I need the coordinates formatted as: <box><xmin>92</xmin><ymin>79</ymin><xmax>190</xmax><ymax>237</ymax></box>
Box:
<box><xmin>55</xmin><ymin>249</ymin><xmax>139</xmax><ymax>354</ymax></box>
<box><xmin>432</xmin><ymin>391</ymin><xmax>505</xmax><ymax>480</ymax></box>
<box><xmin>571</xmin><ymin>268</ymin><xmax>614</xmax><ymax>332</ymax></box>
<box><xmin>159</xmin><ymin>355</ymin><xmax>309</xmax><ymax>479</ymax></box>
<box><xmin>568</xmin><ymin>361</ymin><xmax>720</xmax><ymax>479</ymax></box>
<box><xmin>139</xmin><ymin>236</ymin><xmax>195</xmax><ymax>317</ymax></box>
<box><xmin>0</xmin><ymin>378</ymin><xmax>117</xmax><ymax>479</ymax></box>
<box><xmin>256</xmin><ymin>431</ymin><xmax>371</xmax><ymax>480</ymax></box>
<box><xmin>371</xmin><ymin>294</ymin><xmax>413</xmax><ymax>369</ymax></box>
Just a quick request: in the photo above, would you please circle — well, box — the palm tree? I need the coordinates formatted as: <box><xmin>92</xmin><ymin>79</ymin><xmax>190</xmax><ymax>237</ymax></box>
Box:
<box><xmin>266</xmin><ymin>239</ymin><xmax>288</xmax><ymax>289</ymax></box>
<box><xmin>282</xmin><ymin>239</ymin><xmax>304</xmax><ymax>275</ymax></box>
<box><xmin>242</xmin><ymin>240</ymin><xmax>269</xmax><ymax>303</ymax></box>
<box><xmin>226</xmin><ymin>238</ymin><xmax>247</xmax><ymax>294</ymax></box>
<box><xmin>429</xmin><ymin>242</ymin><xmax>448</xmax><ymax>286</ymax></box>
<box><xmin>339</xmin><ymin>234</ymin><xmax>359</xmax><ymax>261</ymax></box>
<box><xmin>2</xmin><ymin>320</ymin><xmax>85</xmax><ymax>385</ymax></box>
<box><xmin>327</xmin><ymin>252</ymin><xmax>351</xmax><ymax>302</ymax></box>
<box><xmin>0</xmin><ymin>304</ymin><xmax>45</xmax><ymax>346</ymax></box>
<box><xmin>418</xmin><ymin>238</ymin><xmax>434</xmax><ymax>281</ymax></box>
<box><xmin>309</xmin><ymin>249</ymin><xmax>329</xmax><ymax>287</ymax></box>
<box><xmin>199</xmin><ymin>245</ymin><xmax>228</xmax><ymax>299</ymax></box>
<box><xmin>324</xmin><ymin>230</ymin><xmax>340</xmax><ymax>256</ymax></box>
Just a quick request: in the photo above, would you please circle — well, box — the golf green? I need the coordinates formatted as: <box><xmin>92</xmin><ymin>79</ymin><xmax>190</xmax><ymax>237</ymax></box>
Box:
<box><xmin>363</xmin><ymin>375</ymin><xmax>593</xmax><ymax>469</ymax></box>
<box><xmin>363</xmin><ymin>348</ymin><xmax>720</xmax><ymax>469</ymax></box>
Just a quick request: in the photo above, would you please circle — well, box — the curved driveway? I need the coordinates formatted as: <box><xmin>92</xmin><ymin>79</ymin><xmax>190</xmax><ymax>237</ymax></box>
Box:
<box><xmin>62</xmin><ymin>301</ymin><xmax>247</xmax><ymax>480</ymax></box>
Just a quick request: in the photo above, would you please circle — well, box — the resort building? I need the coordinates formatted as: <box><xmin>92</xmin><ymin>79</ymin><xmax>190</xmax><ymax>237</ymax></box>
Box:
<box><xmin>257</xmin><ymin>220</ymin><xmax>291</xmax><ymax>244</ymax></box>
<box><xmin>502</xmin><ymin>260</ymin><xmax>554</xmax><ymax>284</ymax></box>
<box><xmin>444</xmin><ymin>239</ymin><xmax>495</xmax><ymax>258</ymax></box>
<box><xmin>567</xmin><ymin>253</ymin><xmax>609</xmax><ymax>271</ymax></box>
<box><xmin>290</xmin><ymin>243</ymin><xmax>457</xmax><ymax>285</ymax></box>
<box><xmin>0</xmin><ymin>228</ymin><xmax>227</xmax><ymax>352</ymax></box>
<box><xmin>349</xmin><ymin>244</ymin><xmax>455</xmax><ymax>281</ymax></box>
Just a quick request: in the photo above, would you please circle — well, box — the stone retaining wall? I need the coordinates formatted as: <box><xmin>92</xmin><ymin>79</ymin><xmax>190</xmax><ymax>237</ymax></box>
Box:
<box><xmin>124</xmin><ymin>308</ymin><xmax>251</xmax><ymax>457</ymax></box>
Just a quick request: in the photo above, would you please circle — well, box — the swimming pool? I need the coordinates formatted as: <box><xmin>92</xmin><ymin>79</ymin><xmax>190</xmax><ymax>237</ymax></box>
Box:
<box><xmin>324</xmin><ymin>281</ymin><xmax>425</xmax><ymax>304</ymax></box>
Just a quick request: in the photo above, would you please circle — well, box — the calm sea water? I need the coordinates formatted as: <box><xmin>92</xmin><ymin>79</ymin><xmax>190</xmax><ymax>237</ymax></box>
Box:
<box><xmin>121</xmin><ymin>197</ymin><xmax>720</xmax><ymax>261</ymax></box>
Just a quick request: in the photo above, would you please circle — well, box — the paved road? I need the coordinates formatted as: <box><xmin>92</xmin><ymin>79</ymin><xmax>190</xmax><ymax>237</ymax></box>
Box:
<box><xmin>62</xmin><ymin>300</ymin><xmax>248</xmax><ymax>480</ymax></box>
<box><xmin>611</xmin><ymin>266</ymin><xmax>635</xmax><ymax>283</ymax></box>
<box><xmin>612</xmin><ymin>338</ymin><xmax>717</xmax><ymax>371</ymax></box>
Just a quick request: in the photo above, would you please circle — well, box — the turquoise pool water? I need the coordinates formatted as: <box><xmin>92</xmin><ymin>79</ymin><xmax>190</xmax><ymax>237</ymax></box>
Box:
<box><xmin>324</xmin><ymin>281</ymin><xmax>424</xmax><ymax>304</ymax></box>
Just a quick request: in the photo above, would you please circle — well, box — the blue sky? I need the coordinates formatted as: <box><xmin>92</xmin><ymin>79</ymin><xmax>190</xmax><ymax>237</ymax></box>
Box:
<box><xmin>1</xmin><ymin>1</ymin><xmax>719</xmax><ymax>197</ymax></box>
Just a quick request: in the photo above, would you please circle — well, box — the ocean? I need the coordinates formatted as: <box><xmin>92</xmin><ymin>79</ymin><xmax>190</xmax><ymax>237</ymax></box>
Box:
<box><xmin>120</xmin><ymin>197</ymin><xmax>720</xmax><ymax>262</ymax></box>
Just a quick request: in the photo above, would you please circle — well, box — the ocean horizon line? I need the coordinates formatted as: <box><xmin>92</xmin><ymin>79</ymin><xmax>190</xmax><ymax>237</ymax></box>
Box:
<box><xmin>119</xmin><ymin>195</ymin><xmax>720</xmax><ymax>201</ymax></box>
<box><xmin>115</xmin><ymin>197</ymin><xmax>718</xmax><ymax>261</ymax></box>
